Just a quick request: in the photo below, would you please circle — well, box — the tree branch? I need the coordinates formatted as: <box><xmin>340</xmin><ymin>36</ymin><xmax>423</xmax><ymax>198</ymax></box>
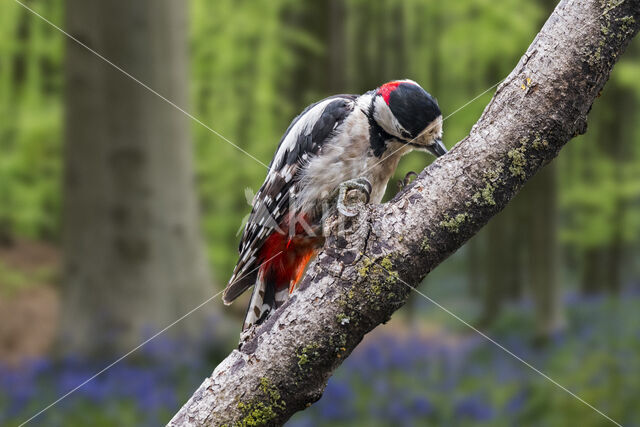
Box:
<box><xmin>170</xmin><ymin>1</ymin><xmax>639</xmax><ymax>425</ymax></box>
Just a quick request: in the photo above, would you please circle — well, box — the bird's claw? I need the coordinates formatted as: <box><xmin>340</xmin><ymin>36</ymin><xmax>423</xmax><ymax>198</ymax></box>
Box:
<box><xmin>397</xmin><ymin>171</ymin><xmax>418</xmax><ymax>190</ymax></box>
<box><xmin>337</xmin><ymin>177</ymin><xmax>372</xmax><ymax>217</ymax></box>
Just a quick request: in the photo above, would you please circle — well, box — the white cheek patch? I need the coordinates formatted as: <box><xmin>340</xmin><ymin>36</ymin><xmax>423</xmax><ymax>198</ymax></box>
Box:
<box><xmin>373</xmin><ymin>96</ymin><xmax>409</xmax><ymax>139</ymax></box>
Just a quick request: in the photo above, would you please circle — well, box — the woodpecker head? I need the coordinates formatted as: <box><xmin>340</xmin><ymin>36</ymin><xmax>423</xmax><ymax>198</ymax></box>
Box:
<box><xmin>370</xmin><ymin>80</ymin><xmax>446</xmax><ymax>157</ymax></box>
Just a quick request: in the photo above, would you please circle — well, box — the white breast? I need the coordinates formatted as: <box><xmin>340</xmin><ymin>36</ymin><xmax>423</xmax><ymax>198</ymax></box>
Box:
<box><xmin>296</xmin><ymin>108</ymin><xmax>411</xmax><ymax>215</ymax></box>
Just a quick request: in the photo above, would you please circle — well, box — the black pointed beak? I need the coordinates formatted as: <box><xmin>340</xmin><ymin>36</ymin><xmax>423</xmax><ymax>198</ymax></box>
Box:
<box><xmin>428</xmin><ymin>138</ymin><xmax>447</xmax><ymax>157</ymax></box>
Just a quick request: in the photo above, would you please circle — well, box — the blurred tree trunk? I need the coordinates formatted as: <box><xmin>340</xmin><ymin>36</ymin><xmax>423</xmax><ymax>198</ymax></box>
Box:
<box><xmin>479</xmin><ymin>208</ymin><xmax>521</xmax><ymax>326</ymax></box>
<box><xmin>327</xmin><ymin>0</ymin><xmax>346</xmax><ymax>93</ymax></box>
<box><xmin>607</xmin><ymin>208</ymin><xmax>624</xmax><ymax>293</ymax></box>
<box><xmin>601</xmin><ymin>85</ymin><xmax>635</xmax><ymax>293</ymax></box>
<box><xmin>479</xmin><ymin>215</ymin><xmax>506</xmax><ymax>325</ymax></box>
<box><xmin>507</xmin><ymin>191</ymin><xmax>526</xmax><ymax>301</ymax></box>
<box><xmin>526</xmin><ymin>164</ymin><xmax>565</xmax><ymax>339</ymax></box>
<box><xmin>581</xmin><ymin>247</ymin><xmax>606</xmax><ymax>293</ymax></box>
<box><xmin>348</xmin><ymin>2</ymin><xmax>377</xmax><ymax>93</ymax></box>
<box><xmin>62</xmin><ymin>0</ymin><xmax>216</xmax><ymax>356</ymax></box>
<box><xmin>0</xmin><ymin>223</ymin><xmax>12</xmax><ymax>247</ymax></box>
<box><xmin>580</xmin><ymin>81</ymin><xmax>635</xmax><ymax>294</ymax></box>
<box><xmin>285</xmin><ymin>1</ymin><xmax>345</xmax><ymax>105</ymax></box>
<box><xmin>467</xmin><ymin>235</ymin><xmax>483</xmax><ymax>298</ymax></box>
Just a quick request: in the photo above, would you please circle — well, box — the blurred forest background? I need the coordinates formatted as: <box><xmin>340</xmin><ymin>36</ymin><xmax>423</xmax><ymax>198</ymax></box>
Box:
<box><xmin>1</xmin><ymin>0</ymin><xmax>639</xmax><ymax>425</ymax></box>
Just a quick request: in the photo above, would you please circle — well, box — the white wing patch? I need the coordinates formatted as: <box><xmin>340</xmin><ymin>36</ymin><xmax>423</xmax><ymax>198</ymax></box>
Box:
<box><xmin>225</xmin><ymin>95</ymin><xmax>357</xmax><ymax>306</ymax></box>
<box><xmin>269</xmin><ymin>98</ymin><xmax>337</xmax><ymax>172</ymax></box>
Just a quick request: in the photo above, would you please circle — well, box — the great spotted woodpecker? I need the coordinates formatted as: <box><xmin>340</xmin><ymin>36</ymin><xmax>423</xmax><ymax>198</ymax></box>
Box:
<box><xmin>223</xmin><ymin>80</ymin><xmax>446</xmax><ymax>332</ymax></box>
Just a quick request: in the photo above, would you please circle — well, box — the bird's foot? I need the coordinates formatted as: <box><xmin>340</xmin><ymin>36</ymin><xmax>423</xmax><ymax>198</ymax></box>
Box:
<box><xmin>336</xmin><ymin>177</ymin><xmax>372</xmax><ymax>217</ymax></box>
<box><xmin>238</xmin><ymin>326</ymin><xmax>256</xmax><ymax>349</ymax></box>
<box><xmin>397</xmin><ymin>171</ymin><xmax>418</xmax><ymax>190</ymax></box>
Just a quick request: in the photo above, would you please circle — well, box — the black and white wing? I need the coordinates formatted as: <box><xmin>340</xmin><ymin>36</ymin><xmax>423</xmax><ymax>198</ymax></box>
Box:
<box><xmin>222</xmin><ymin>95</ymin><xmax>357</xmax><ymax>304</ymax></box>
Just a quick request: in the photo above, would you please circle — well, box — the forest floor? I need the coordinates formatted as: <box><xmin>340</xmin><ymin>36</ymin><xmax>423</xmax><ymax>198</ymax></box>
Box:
<box><xmin>0</xmin><ymin>239</ymin><xmax>60</xmax><ymax>365</ymax></box>
<box><xmin>0</xmin><ymin>240</ymin><xmax>638</xmax><ymax>425</ymax></box>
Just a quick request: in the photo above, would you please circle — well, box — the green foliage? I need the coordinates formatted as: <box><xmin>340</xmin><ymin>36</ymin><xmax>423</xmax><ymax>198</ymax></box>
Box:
<box><xmin>190</xmin><ymin>0</ymin><xmax>307</xmax><ymax>275</ymax></box>
<box><xmin>0</xmin><ymin>0</ymin><xmax>63</xmax><ymax>241</ymax></box>
<box><xmin>559</xmin><ymin>53</ymin><xmax>640</xmax><ymax>250</ymax></box>
<box><xmin>0</xmin><ymin>0</ymin><xmax>639</xmax><ymax>286</ymax></box>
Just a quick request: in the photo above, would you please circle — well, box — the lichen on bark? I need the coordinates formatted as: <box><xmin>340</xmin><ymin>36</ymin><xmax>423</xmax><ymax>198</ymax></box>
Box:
<box><xmin>169</xmin><ymin>1</ymin><xmax>640</xmax><ymax>425</ymax></box>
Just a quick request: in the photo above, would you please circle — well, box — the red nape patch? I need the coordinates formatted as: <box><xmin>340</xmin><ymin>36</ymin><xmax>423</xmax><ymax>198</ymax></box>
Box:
<box><xmin>378</xmin><ymin>81</ymin><xmax>401</xmax><ymax>105</ymax></box>
<box><xmin>377</xmin><ymin>80</ymin><xmax>418</xmax><ymax>105</ymax></box>
<box><xmin>377</xmin><ymin>81</ymin><xmax>401</xmax><ymax>105</ymax></box>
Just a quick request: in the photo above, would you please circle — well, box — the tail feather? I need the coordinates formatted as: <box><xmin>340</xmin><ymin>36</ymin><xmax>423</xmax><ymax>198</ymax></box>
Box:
<box><xmin>243</xmin><ymin>273</ymin><xmax>274</xmax><ymax>330</ymax></box>
<box><xmin>223</xmin><ymin>262</ymin><xmax>259</xmax><ymax>305</ymax></box>
<box><xmin>241</xmin><ymin>277</ymin><xmax>292</xmax><ymax>331</ymax></box>
<box><xmin>240</xmin><ymin>239</ymin><xmax>321</xmax><ymax>331</ymax></box>
<box><xmin>274</xmin><ymin>287</ymin><xmax>288</xmax><ymax>309</ymax></box>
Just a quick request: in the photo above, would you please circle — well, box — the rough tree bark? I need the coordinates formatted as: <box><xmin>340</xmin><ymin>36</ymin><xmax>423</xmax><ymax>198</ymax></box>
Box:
<box><xmin>170</xmin><ymin>0</ymin><xmax>639</xmax><ymax>425</ymax></box>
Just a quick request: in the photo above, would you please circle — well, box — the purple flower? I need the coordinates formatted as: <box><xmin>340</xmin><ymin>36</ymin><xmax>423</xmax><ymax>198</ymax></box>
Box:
<box><xmin>412</xmin><ymin>396</ymin><xmax>434</xmax><ymax>416</ymax></box>
<box><xmin>455</xmin><ymin>395</ymin><xmax>495</xmax><ymax>421</ymax></box>
<box><xmin>373</xmin><ymin>378</ymin><xmax>390</xmax><ymax>395</ymax></box>
<box><xmin>287</xmin><ymin>417</ymin><xmax>316</xmax><ymax>427</ymax></box>
<box><xmin>323</xmin><ymin>380</ymin><xmax>353</xmax><ymax>401</ymax></box>
<box><xmin>317</xmin><ymin>380</ymin><xmax>354</xmax><ymax>420</ymax></box>
<box><xmin>386</xmin><ymin>400</ymin><xmax>412</xmax><ymax>423</ymax></box>
<box><xmin>504</xmin><ymin>389</ymin><xmax>528</xmax><ymax>414</ymax></box>
<box><xmin>137</xmin><ymin>385</ymin><xmax>177</xmax><ymax>411</ymax></box>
